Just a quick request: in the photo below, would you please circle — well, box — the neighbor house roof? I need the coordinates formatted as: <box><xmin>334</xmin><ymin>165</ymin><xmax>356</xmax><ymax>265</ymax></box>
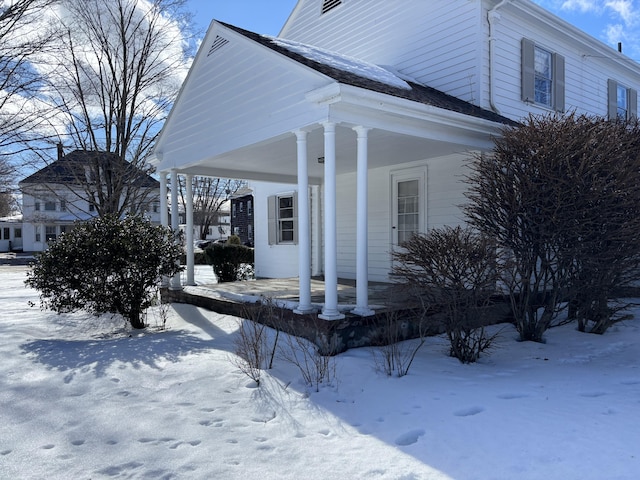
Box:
<box><xmin>221</xmin><ymin>22</ymin><xmax>515</xmax><ymax>126</ymax></box>
<box><xmin>20</xmin><ymin>150</ymin><xmax>159</xmax><ymax>188</ymax></box>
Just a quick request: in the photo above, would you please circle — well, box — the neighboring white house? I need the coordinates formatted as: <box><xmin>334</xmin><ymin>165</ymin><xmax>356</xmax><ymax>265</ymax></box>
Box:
<box><xmin>150</xmin><ymin>0</ymin><xmax>639</xmax><ymax>319</ymax></box>
<box><xmin>19</xmin><ymin>149</ymin><xmax>161</xmax><ymax>252</ymax></box>
<box><xmin>0</xmin><ymin>216</ymin><xmax>23</xmax><ymax>252</ymax></box>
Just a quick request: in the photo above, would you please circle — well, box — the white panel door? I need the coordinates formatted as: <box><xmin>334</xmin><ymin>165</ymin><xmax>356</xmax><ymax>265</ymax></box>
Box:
<box><xmin>391</xmin><ymin>166</ymin><xmax>427</xmax><ymax>246</ymax></box>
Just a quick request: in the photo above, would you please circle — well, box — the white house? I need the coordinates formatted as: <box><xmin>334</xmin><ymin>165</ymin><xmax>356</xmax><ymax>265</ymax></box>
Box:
<box><xmin>19</xmin><ymin>149</ymin><xmax>161</xmax><ymax>252</ymax></box>
<box><xmin>150</xmin><ymin>0</ymin><xmax>639</xmax><ymax>319</ymax></box>
<box><xmin>0</xmin><ymin>216</ymin><xmax>23</xmax><ymax>252</ymax></box>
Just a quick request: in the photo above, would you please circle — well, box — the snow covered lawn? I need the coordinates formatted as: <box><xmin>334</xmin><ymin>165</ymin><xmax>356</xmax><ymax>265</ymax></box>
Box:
<box><xmin>2</xmin><ymin>265</ymin><xmax>640</xmax><ymax>479</ymax></box>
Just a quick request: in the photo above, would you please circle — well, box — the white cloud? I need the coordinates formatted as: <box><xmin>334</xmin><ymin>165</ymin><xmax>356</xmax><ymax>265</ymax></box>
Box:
<box><xmin>561</xmin><ymin>0</ymin><xmax>602</xmax><ymax>12</ymax></box>
<box><xmin>604</xmin><ymin>0</ymin><xmax>640</xmax><ymax>25</ymax></box>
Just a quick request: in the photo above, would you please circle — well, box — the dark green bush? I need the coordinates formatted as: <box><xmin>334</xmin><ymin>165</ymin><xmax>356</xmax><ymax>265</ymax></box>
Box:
<box><xmin>227</xmin><ymin>234</ymin><xmax>241</xmax><ymax>245</ymax></box>
<box><xmin>205</xmin><ymin>243</ymin><xmax>254</xmax><ymax>282</ymax></box>
<box><xmin>25</xmin><ymin>214</ymin><xmax>184</xmax><ymax>329</ymax></box>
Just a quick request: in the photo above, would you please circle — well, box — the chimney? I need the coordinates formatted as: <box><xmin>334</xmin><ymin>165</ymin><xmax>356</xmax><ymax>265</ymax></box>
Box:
<box><xmin>57</xmin><ymin>142</ymin><xmax>64</xmax><ymax>160</ymax></box>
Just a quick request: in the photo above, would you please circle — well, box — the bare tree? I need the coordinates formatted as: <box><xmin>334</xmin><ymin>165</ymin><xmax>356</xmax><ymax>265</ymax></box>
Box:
<box><xmin>0</xmin><ymin>0</ymin><xmax>60</xmax><ymax>150</ymax></box>
<box><xmin>0</xmin><ymin>0</ymin><xmax>61</xmax><ymax>197</ymax></box>
<box><xmin>35</xmin><ymin>0</ymin><xmax>194</xmax><ymax>215</ymax></box>
<box><xmin>178</xmin><ymin>176</ymin><xmax>246</xmax><ymax>240</ymax></box>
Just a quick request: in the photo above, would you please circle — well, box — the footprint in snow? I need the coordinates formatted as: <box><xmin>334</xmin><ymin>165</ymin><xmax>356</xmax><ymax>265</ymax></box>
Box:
<box><xmin>454</xmin><ymin>406</ymin><xmax>485</xmax><ymax>417</ymax></box>
<box><xmin>41</xmin><ymin>444</ymin><xmax>55</xmax><ymax>450</ymax></box>
<box><xmin>395</xmin><ymin>429</ymin><xmax>425</xmax><ymax>446</ymax></box>
<box><xmin>497</xmin><ymin>393</ymin><xmax>529</xmax><ymax>400</ymax></box>
<box><xmin>71</xmin><ymin>439</ymin><xmax>85</xmax><ymax>446</ymax></box>
<box><xmin>580</xmin><ymin>391</ymin><xmax>607</xmax><ymax>398</ymax></box>
<box><xmin>620</xmin><ymin>379</ymin><xmax>640</xmax><ymax>385</ymax></box>
<box><xmin>1</xmin><ymin>449</ymin><xmax>12</xmax><ymax>455</ymax></box>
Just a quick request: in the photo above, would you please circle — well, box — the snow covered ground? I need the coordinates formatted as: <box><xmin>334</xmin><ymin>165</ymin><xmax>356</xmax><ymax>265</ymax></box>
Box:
<box><xmin>2</xmin><ymin>265</ymin><xmax>640</xmax><ymax>480</ymax></box>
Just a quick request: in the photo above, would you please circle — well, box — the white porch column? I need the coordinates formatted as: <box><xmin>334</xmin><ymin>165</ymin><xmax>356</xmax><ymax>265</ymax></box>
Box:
<box><xmin>319</xmin><ymin>122</ymin><xmax>344</xmax><ymax>320</ymax></box>
<box><xmin>160</xmin><ymin>172</ymin><xmax>168</xmax><ymax>227</ymax></box>
<box><xmin>169</xmin><ymin>169</ymin><xmax>182</xmax><ymax>290</ymax></box>
<box><xmin>159</xmin><ymin>172</ymin><xmax>169</xmax><ymax>287</ymax></box>
<box><xmin>352</xmin><ymin>126</ymin><xmax>374</xmax><ymax>316</ymax></box>
<box><xmin>294</xmin><ymin>130</ymin><xmax>315</xmax><ymax>314</ymax></box>
<box><xmin>185</xmin><ymin>174</ymin><xmax>195</xmax><ymax>286</ymax></box>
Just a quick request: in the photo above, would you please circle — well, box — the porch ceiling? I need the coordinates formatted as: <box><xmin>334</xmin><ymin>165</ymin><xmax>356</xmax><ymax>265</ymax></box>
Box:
<box><xmin>170</xmin><ymin>123</ymin><xmax>481</xmax><ymax>185</ymax></box>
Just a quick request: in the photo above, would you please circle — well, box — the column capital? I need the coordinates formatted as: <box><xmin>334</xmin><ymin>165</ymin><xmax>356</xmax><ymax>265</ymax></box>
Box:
<box><xmin>321</xmin><ymin>121</ymin><xmax>336</xmax><ymax>132</ymax></box>
<box><xmin>353</xmin><ymin>125</ymin><xmax>371</xmax><ymax>136</ymax></box>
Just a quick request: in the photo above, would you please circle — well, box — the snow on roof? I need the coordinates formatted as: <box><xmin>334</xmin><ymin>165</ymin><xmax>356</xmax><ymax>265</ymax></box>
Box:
<box><xmin>269</xmin><ymin>37</ymin><xmax>412</xmax><ymax>91</ymax></box>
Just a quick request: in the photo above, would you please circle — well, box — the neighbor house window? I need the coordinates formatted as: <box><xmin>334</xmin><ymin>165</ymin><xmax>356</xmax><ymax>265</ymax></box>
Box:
<box><xmin>248</xmin><ymin>200</ymin><xmax>253</xmax><ymax>215</ymax></box>
<box><xmin>35</xmin><ymin>226</ymin><xmax>41</xmax><ymax>242</ymax></box>
<box><xmin>45</xmin><ymin>225</ymin><xmax>56</xmax><ymax>242</ymax></box>
<box><xmin>3</xmin><ymin>228</ymin><xmax>8</xmax><ymax>239</ymax></box>
<box><xmin>34</xmin><ymin>201</ymin><xmax>40</xmax><ymax>211</ymax></box>
<box><xmin>522</xmin><ymin>38</ymin><xmax>565</xmax><ymax>112</ymax></box>
<box><xmin>268</xmin><ymin>193</ymin><xmax>297</xmax><ymax>245</ymax></box>
<box><xmin>89</xmin><ymin>203</ymin><xmax>95</xmax><ymax>212</ymax></box>
<box><xmin>44</xmin><ymin>200</ymin><xmax>56</xmax><ymax>211</ymax></box>
<box><xmin>608</xmin><ymin>79</ymin><xmax>637</xmax><ymax>120</ymax></box>
<box><xmin>15</xmin><ymin>228</ymin><xmax>21</xmax><ymax>239</ymax></box>
<box><xmin>60</xmin><ymin>200</ymin><xmax>67</xmax><ymax>212</ymax></box>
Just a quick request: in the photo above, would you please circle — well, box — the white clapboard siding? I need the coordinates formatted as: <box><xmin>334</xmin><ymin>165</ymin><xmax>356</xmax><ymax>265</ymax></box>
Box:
<box><xmin>252</xmin><ymin>182</ymin><xmax>300</xmax><ymax>279</ymax></box>
<box><xmin>487</xmin><ymin>3</ymin><xmax>639</xmax><ymax>119</ymax></box>
<box><xmin>281</xmin><ymin>0</ymin><xmax>483</xmax><ymax>104</ymax></box>
<box><xmin>334</xmin><ymin>152</ymin><xmax>471</xmax><ymax>282</ymax></box>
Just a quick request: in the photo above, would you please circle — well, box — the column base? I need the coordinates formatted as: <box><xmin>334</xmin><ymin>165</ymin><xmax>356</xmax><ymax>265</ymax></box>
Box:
<box><xmin>351</xmin><ymin>306</ymin><xmax>375</xmax><ymax>317</ymax></box>
<box><xmin>294</xmin><ymin>305</ymin><xmax>317</xmax><ymax>315</ymax></box>
<box><xmin>319</xmin><ymin>309</ymin><xmax>345</xmax><ymax>321</ymax></box>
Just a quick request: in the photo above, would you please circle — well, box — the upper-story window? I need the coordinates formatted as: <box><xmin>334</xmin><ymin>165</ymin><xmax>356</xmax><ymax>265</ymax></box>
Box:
<box><xmin>522</xmin><ymin>38</ymin><xmax>565</xmax><ymax>112</ymax></box>
<box><xmin>44</xmin><ymin>200</ymin><xmax>56</xmax><ymax>211</ymax></box>
<box><xmin>60</xmin><ymin>200</ymin><xmax>67</xmax><ymax>212</ymax></box>
<box><xmin>608</xmin><ymin>79</ymin><xmax>637</xmax><ymax>120</ymax></box>
<box><xmin>34</xmin><ymin>201</ymin><xmax>40</xmax><ymax>211</ymax></box>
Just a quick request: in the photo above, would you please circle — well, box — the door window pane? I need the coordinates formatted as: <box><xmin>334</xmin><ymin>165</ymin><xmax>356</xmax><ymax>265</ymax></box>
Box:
<box><xmin>397</xmin><ymin>179</ymin><xmax>419</xmax><ymax>244</ymax></box>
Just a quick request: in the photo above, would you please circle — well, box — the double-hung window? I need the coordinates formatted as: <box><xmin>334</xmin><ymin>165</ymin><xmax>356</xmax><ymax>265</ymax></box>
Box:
<box><xmin>608</xmin><ymin>79</ymin><xmax>637</xmax><ymax>120</ymax></box>
<box><xmin>268</xmin><ymin>193</ymin><xmax>297</xmax><ymax>245</ymax></box>
<box><xmin>522</xmin><ymin>38</ymin><xmax>565</xmax><ymax>112</ymax></box>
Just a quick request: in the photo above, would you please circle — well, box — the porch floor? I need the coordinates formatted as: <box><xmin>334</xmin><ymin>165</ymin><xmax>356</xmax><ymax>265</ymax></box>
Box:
<box><xmin>185</xmin><ymin>275</ymin><xmax>412</xmax><ymax>314</ymax></box>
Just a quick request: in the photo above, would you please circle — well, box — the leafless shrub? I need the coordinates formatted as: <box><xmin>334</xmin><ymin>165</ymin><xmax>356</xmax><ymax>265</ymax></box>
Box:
<box><xmin>230</xmin><ymin>298</ymin><xmax>286</xmax><ymax>385</ymax></box>
<box><xmin>393</xmin><ymin>226</ymin><xmax>501</xmax><ymax>363</ymax></box>
<box><xmin>466</xmin><ymin>113</ymin><xmax>640</xmax><ymax>338</ymax></box>
<box><xmin>278</xmin><ymin>319</ymin><xmax>338</xmax><ymax>392</ymax></box>
<box><xmin>372</xmin><ymin>310</ymin><xmax>426</xmax><ymax>377</ymax></box>
<box><xmin>232</xmin><ymin>318</ymin><xmax>269</xmax><ymax>386</ymax></box>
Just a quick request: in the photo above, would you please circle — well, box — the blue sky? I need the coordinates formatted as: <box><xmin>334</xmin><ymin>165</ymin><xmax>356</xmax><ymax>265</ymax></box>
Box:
<box><xmin>186</xmin><ymin>0</ymin><xmax>640</xmax><ymax>61</ymax></box>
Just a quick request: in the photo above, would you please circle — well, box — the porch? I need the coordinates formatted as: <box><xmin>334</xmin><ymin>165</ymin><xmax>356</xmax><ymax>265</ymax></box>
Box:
<box><xmin>162</xmin><ymin>273</ymin><xmax>426</xmax><ymax>354</ymax></box>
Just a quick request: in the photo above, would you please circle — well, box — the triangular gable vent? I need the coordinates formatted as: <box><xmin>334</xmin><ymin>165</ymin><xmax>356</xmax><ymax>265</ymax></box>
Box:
<box><xmin>207</xmin><ymin>35</ymin><xmax>230</xmax><ymax>56</ymax></box>
<box><xmin>321</xmin><ymin>0</ymin><xmax>342</xmax><ymax>14</ymax></box>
